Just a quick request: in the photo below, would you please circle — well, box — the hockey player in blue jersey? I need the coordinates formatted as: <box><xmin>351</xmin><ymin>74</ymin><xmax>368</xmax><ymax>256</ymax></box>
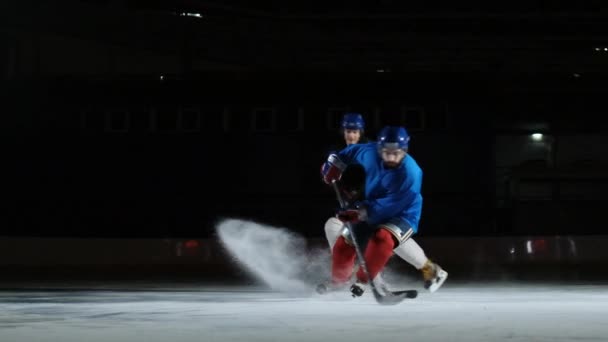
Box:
<box><xmin>324</xmin><ymin>113</ymin><xmax>369</xmax><ymax>251</ymax></box>
<box><xmin>322</xmin><ymin>112</ymin><xmax>396</xmax><ymax>292</ymax></box>
<box><xmin>330</xmin><ymin>112</ymin><xmax>370</xmax><ymax>152</ymax></box>
<box><xmin>320</xmin><ymin>126</ymin><xmax>448</xmax><ymax>297</ymax></box>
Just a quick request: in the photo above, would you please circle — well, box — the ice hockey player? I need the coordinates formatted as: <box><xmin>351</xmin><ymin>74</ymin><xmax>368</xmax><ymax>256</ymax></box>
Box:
<box><xmin>326</xmin><ymin>112</ymin><xmax>369</xmax><ymax>154</ymax></box>
<box><xmin>320</xmin><ymin>113</ymin><xmax>377</xmax><ymax>290</ymax></box>
<box><xmin>320</xmin><ymin>126</ymin><xmax>448</xmax><ymax>297</ymax></box>
<box><xmin>324</xmin><ymin>112</ymin><xmax>369</xmax><ymax>250</ymax></box>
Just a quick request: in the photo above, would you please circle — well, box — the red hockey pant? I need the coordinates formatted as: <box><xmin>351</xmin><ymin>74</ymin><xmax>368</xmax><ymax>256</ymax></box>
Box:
<box><xmin>331</xmin><ymin>228</ymin><xmax>396</xmax><ymax>285</ymax></box>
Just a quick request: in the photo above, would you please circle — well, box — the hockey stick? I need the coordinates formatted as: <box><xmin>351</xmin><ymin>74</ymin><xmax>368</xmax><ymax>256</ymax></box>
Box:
<box><xmin>331</xmin><ymin>181</ymin><xmax>417</xmax><ymax>305</ymax></box>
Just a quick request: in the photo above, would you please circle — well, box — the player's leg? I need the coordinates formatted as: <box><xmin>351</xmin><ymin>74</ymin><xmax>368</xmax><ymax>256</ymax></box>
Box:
<box><xmin>351</xmin><ymin>227</ymin><xmax>396</xmax><ymax>296</ymax></box>
<box><xmin>324</xmin><ymin>216</ymin><xmax>344</xmax><ymax>250</ymax></box>
<box><xmin>318</xmin><ymin>221</ymin><xmax>364</xmax><ymax>294</ymax></box>
<box><xmin>351</xmin><ymin>218</ymin><xmax>448</xmax><ymax>296</ymax></box>
<box><xmin>331</xmin><ymin>235</ymin><xmax>357</xmax><ymax>285</ymax></box>
<box><xmin>352</xmin><ymin>218</ymin><xmax>411</xmax><ymax>296</ymax></box>
<box><xmin>393</xmin><ymin>232</ymin><xmax>448</xmax><ymax>293</ymax></box>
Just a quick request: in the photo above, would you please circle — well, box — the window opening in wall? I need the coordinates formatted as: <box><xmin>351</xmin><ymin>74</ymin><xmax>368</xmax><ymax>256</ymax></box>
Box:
<box><xmin>401</xmin><ymin>106</ymin><xmax>425</xmax><ymax>131</ymax></box>
<box><xmin>178</xmin><ymin>106</ymin><xmax>201</xmax><ymax>132</ymax></box>
<box><xmin>130</xmin><ymin>106</ymin><xmax>154</xmax><ymax>133</ymax></box>
<box><xmin>224</xmin><ymin>106</ymin><xmax>249</xmax><ymax>132</ymax></box>
<box><xmin>55</xmin><ymin>106</ymin><xmax>81</xmax><ymax>132</ymax></box>
<box><xmin>303</xmin><ymin>106</ymin><xmax>326</xmax><ymax>131</ymax></box>
<box><xmin>374</xmin><ymin>104</ymin><xmax>402</xmax><ymax>127</ymax></box>
<box><xmin>105</xmin><ymin>108</ymin><xmax>130</xmax><ymax>132</ymax></box>
<box><xmin>199</xmin><ymin>106</ymin><xmax>223</xmax><ymax>132</ymax></box>
<box><xmin>373</xmin><ymin>107</ymin><xmax>382</xmax><ymax>129</ymax></box>
<box><xmin>296</xmin><ymin>107</ymin><xmax>305</xmax><ymax>131</ymax></box>
<box><xmin>156</xmin><ymin>105</ymin><xmax>178</xmax><ymax>133</ymax></box>
<box><xmin>222</xmin><ymin>107</ymin><xmax>231</xmax><ymax>132</ymax></box>
<box><xmin>251</xmin><ymin>107</ymin><xmax>277</xmax><ymax>132</ymax></box>
<box><xmin>79</xmin><ymin>109</ymin><xmax>88</xmax><ymax>131</ymax></box>
<box><xmin>80</xmin><ymin>107</ymin><xmax>104</xmax><ymax>133</ymax></box>
<box><xmin>277</xmin><ymin>107</ymin><xmax>304</xmax><ymax>131</ymax></box>
<box><xmin>425</xmin><ymin>104</ymin><xmax>449</xmax><ymax>130</ymax></box>
<box><xmin>326</xmin><ymin>107</ymin><xmax>350</xmax><ymax>130</ymax></box>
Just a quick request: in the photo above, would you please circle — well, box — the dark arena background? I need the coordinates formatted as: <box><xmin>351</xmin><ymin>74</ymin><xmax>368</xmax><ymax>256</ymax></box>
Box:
<box><xmin>2</xmin><ymin>1</ymin><xmax>608</xmax><ymax>341</ymax></box>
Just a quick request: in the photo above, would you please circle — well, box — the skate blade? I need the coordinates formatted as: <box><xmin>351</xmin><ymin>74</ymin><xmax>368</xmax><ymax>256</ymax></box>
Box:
<box><xmin>427</xmin><ymin>270</ymin><xmax>448</xmax><ymax>293</ymax></box>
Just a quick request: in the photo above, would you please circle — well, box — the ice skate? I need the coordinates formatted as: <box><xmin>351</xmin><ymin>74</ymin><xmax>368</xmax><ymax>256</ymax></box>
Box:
<box><xmin>421</xmin><ymin>259</ymin><xmax>448</xmax><ymax>293</ymax></box>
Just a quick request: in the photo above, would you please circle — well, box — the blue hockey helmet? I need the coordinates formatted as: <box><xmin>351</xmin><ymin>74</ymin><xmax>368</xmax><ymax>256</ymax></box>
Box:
<box><xmin>377</xmin><ymin>126</ymin><xmax>410</xmax><ymax>150</ymax></box>
<box><xmin>342</xmin><ymin>112</ymin><xmax>365</xmax><ymax>130</ymax></box>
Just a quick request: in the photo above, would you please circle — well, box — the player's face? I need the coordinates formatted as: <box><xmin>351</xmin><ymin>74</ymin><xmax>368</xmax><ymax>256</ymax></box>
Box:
<box><xmin>344</xmin><ymin>129</ymin><xmax>361</xmax><ymax>145</ymax></box>
<box><xmin>380</xmin><ymin>148</ymin><xmax>406</xmax><ymax>168</ymax></box>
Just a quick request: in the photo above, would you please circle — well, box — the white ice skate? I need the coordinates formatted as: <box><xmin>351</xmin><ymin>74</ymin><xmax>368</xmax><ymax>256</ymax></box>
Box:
<box><xmin>421</xmin><ymin>260</ymin><xmax>448</xmax><ymax>293</ymax></box>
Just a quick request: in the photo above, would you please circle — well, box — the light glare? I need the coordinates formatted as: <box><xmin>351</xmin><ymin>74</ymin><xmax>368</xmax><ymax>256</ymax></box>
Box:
<box><xmin>531</xmin><ymin>133</ymin><xmax>543</xmax><ymax>141</ymax></box>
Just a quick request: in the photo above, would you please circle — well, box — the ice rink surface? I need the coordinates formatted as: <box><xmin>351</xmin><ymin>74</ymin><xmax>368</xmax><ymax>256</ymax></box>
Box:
<box><xmin>1</xmin><ymin>283</ymin><xmax>607</xmax><ymax>342</ymax></box>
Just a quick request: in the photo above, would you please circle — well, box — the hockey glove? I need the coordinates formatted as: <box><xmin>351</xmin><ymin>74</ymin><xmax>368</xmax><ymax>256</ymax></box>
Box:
<box><xmin>336</xmin><ymin>209</ymin><xmax>362</xmax><ymax>223</ymax></box>
<box><xmin>320</xmin><ymin>154</ymin><xmax>347</xmax><ymax>184</ymax></box>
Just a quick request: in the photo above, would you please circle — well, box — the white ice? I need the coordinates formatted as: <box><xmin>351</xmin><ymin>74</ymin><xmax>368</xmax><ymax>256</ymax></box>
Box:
<box><xmin>2</xmin><ymin>219</ymin><xmax>607</xmax><ymax>341</ymax></box>
<box><xmin>1</xmin><ymin>284</ymin><xmax>608</xmax><ymax>342</ymax></box>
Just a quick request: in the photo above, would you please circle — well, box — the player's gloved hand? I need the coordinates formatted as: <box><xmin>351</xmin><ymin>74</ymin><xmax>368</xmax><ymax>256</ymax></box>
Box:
<box><xmin>336</xmin><ymin>209</ymin><xmax>362</xmax><ymax>223</ymax></box>
<box><xmin>320</xmin><ymin>154</ymin><xmax>347</xmax><ymax>184</ymax></box>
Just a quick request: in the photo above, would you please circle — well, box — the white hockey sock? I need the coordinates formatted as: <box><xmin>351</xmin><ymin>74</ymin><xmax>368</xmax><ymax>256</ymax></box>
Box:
<box><xmin>324</xmin><ymin>217</ymin><xmax>344</xmax><ymax>251</ymax></box>
<box><xmin>393</xmin><ymin>238</ymin><xmax>428</xmax><ymax>270</ymax></box>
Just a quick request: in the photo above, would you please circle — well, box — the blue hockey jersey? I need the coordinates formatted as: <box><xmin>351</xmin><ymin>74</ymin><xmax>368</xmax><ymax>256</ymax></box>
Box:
<box><xmin>336</xmin><ymin>143</ymin><xmax>423</xmax><ymax>232</ymax></box>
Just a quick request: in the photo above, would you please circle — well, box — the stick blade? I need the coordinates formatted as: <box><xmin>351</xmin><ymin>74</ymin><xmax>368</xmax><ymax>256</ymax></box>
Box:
<box><xmin>393</xmin><ymin>289</ymin><xmax>418</xmax><ymax>298</ymax></box>
<box><xmin>373</xmin><ymin>289</ymin><xmax>418</xmax><ymax>305</ymax></box>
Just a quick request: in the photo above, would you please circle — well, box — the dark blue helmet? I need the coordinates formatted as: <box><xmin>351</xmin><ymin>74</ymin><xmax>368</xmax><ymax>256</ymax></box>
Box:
<box><xmin>342</xmin><ymin>112</ymin><xmax>365</xmax><ymax>130</ymax></box>
<box><xmin>377</xmin><ymin>126</ymin><xmax>410</xmax><ymax>150</ymax></box>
